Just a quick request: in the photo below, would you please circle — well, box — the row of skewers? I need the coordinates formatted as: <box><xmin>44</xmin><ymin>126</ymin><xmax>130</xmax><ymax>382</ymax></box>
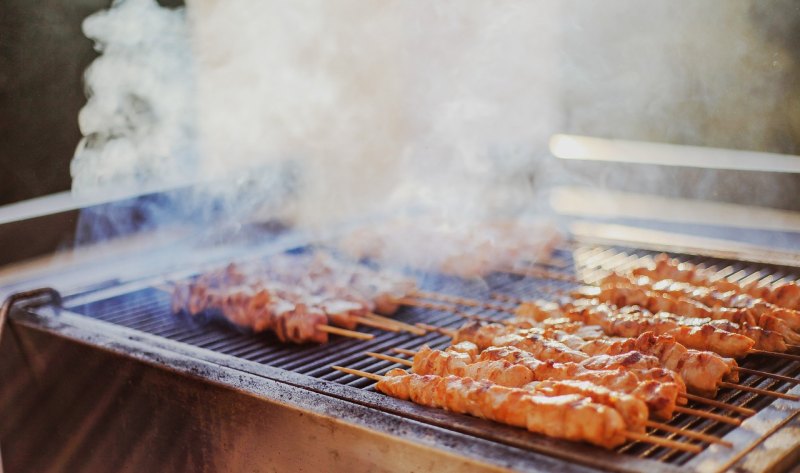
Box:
<box><xmin>169</xmin><ymin>251</ymin><xmax>423</xmax><ymax>343</ymax></box>
<box><xmin>166</xmin><ymin>249</ymin><xmax>799</xmax><ymax>450</ymax></box>
<box><xmin>331</xmin><ymin>254</ymin><xmax>800</xmax><ymax>451</ymax></box>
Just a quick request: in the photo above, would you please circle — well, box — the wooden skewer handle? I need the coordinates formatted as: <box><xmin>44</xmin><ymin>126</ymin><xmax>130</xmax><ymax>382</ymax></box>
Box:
<box><xmin>393</xmin><ymin>347</ymin><xmax>418</xmax><ymax>357</ymax></box>
<box><xmin>681</xmin><ymin>393</ymin><xmax>755</xmax><ymax>417</ymax></box>
<box><xmin>318</xmin><ymin>325</ymin><xmax>375</xmax><ymax>340</ymax></box>
<box><xmin>748</xmin><ymin>349</ymin><xmax>800</xmax><ymax>362</ymax></box>
<box><xmin>366</xmin><ymin>352</ymin><xmax>414</xmax><ymax>367</ymax></box>
<box><xmin>734</xmin><ymin>367</ymin><xmax>800</xmax><ymax>385</ymax></box>
<box><xmin>719</xmin><ymin>382</ymin><xmax>800</xmax><ymax>402</ymax></box>
<box><xmin>622</xmin><ymin>431</ymin><xmax>701</xmax><ymax>454</ymax></box>
<box><xmin>364</xmin><ymin>313</ymin><xmax>427</xmax><ymax>335</ymax></box>
<box><xmin>674</xmin><ymin>406</ymin><xmax>742</xmax><ymax>426</ymax></box>
<box><xmin>644</xmin><ymin>421</ymin><xmax>732</xmax><ymax>447</ymax></box>
<box><xmin>353</xmin><ymin>316</ymin><xmax>400</xmax><ymax>332</ymax></box>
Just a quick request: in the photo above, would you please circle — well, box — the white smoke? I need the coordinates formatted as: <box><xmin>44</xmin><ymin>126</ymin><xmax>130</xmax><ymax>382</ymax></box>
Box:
<box><xmin>72</xmin><ymin>0</ymin><xmax>195</xmax><ymax>196</ymax></box>
<box><xmin>72</xmin><ymin>0</ymin><xmax>798</xmax><ymax>240</ymax></box>
<box><xmin>73</xmin><ymin>0</ymin><xmax>561</xmax><ymax>231</ymax></box>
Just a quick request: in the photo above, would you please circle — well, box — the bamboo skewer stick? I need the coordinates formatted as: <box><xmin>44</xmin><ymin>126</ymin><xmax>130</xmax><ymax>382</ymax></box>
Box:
<box><xmin>333</xmin><ymin>365</ymin><xmax>383</xmax><ymax>382</ymax></box>
<box><xmin>643</xmin><ymin>421</ymin><xmax>732</xmax><ymax>447</ymax></box>
<box><xmin>366</xmin><ymin>352</ymin><xmax>413</xmax><ymax>366</ymax></box>
<box><xmin>364</xmin><ymin>313</ymin><xmax>428</xmax><ymax>335</ymax></box>
<box><xmin>352</xmin><ymin>316</ymin><xmax>400</xmax><ymax>332</ymax></box>
<box><xmin>712</xmin><ymin>367</ymin><xmax>789</xmax><ymax>385</ymax></box>
<box><xmin>393</xmin><ymin>347</ymin><xmax>417</xmax><ymax>357</ymax></box>
<box><xmin>673</xmin><ymin>406</ymin><xmax>741</xmax><ymax>426</ymax></box>
<box><xmin>748</xmin><ymin>349</ymin><xmax>800</xmax><ymax>362</ymax></box>
<box><xmin>331</xmin><ymin>366</ymin><xmax>702</xmax><ymax>453</ymax></box>
<box><xmin>317</xmin><ymin>325</ymin><xmax>375</xmax><ymax>340</ymax></box>
<box><xmin>718</xmin><ymin>382</ymin><xmax>800</xmax><ymax>401</ymax></box>
<box><xmin>619</xmin><ymin>432</ymin><xmax>702</xmax><ymax>453</ymax></box>
<box><xmin>681</xmin><ymin>394</ymin><xmax>756</xmax><ymax>417</ymax></box>
<box><xmin>734</xmin><ymin>367</ymin><xmax>800</xmax><ymax>385</ymax></box>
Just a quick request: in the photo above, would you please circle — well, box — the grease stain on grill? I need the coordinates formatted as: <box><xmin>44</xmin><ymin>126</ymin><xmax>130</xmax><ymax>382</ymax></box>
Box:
<box><xmin>62</xmin><ymin>244</ymin><xmax>800</xmax><ymax>467</ymax></box>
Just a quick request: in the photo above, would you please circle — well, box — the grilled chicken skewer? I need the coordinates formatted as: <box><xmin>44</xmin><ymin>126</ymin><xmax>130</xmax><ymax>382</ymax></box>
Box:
<box><xmin>369</xmin><ymin>349</ymin><xmax>737</xmax><ymax>445</ymax></box>
<box><xmin>632</xmin><ymin>254</ymin><xmax>800</xmax><ymax>314</ymax></box>
<box><xmin>174</xmin><ymin>283</ymin><xmax>325</xmax><ymax>343</ymax></box>
<box><xmin>405</xmin><ymin>291</ymin><xmax>800</xmax><ymax>385</ymax></box>
<box><xmin>448</xmin><ymin>323</ymin><xmax>687</xmax><ymax>412</ymax></box>
<box><xmin>396</xmin><ymin>344</ymin><xmax>667</xmax><ymax>423</ymax></box>
<box><xmin>580</xmin><ymin>281</ymin><xmax>800</xmax><ymax>350</ymax></box>
<box><xmin>406</xmin><ymin>291</ymin><xmax>766</xmax><ymax>359</ymax></box>
<box><xmin>333</xmin><ymin>366</ymin><xmax>702</xmax><ymax>452</ymax></box>
<box><xmin>450</xmin><ymin>319</ymin><xmax>744</xmax><ymax>398</ymax></box>
<box><xmin>170</xmin><ymin>252</ymin><xmax>419</xmax><ymax>343</ymax></box>
<box><xmin>415</xmin><ymin>302</ymin><xmax>800</xmax><ymax>402</ymax></box>
<box><xmin>516</xmin><ymin>298</ymin><xmax>751</xmax><ymax>360</ymax></box>
<box><xmin>373</xmin><ymin>367</ymin><xmax>624</xmax><ymax>449</ymax></box>
<box><xmin>601</xmin><ymin>272</ymin><xmax>800</xmax><ymax>332</ymax></box>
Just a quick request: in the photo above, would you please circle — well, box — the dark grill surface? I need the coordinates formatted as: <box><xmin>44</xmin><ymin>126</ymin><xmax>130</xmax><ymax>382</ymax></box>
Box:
<box><xmin>63</xmin><ymin>243</ymin><xmax>800</xmax><ymax>468</ymax></box>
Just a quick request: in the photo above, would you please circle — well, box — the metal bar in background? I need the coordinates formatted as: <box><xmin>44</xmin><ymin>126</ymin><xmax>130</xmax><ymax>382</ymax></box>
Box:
<box><xmin>549</xmin><ymin>187</ymin><xmax>800</xmax><ymax>235</ymax></box>
<box><xmin>549</xmin><ymin>134</ymin><xmax>800</xmax><ymax>173</ymax></box>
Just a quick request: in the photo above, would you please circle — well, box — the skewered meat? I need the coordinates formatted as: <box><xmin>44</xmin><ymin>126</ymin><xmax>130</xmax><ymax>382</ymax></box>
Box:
<box><xmin>518</xmin><ymin>298</ymin><xmax>754</xmax><ymax>359</ymax></box>
<box><xmin>482</xmin><ymin>346</ymin><xmax>678</xmax><ymax>420</ymax></box>
<box><xmin>411</xmin><ymin>346</ymin><xmax>647</xmax><ymax>431</ymax></box>
<box><xmin>416</xmin><ymin>344</ymin><xmax>678</xmax><ymax>420</ymax></box>
<box><xmin>513</xmin><ymin>300</ymin><xmax>740</xmax><ymax>394</ymax></box>
<box><xmin>451</xmin><ymin>320</ymin><xmax>741</xmax><ymax>397</ymax></box>
<box><xmin>528</xmin><ymin>380</ymin><xmax>648</xmax><ymax>433</ymax></box>
<box><xmin>171</xmin><ymin>251</ymin><xmax>417</xmax><ymax>343</ymax></box>
<box><xmin>446</xmin><ymin>340</ymin><xmax>481</xmax><ymax>359</ymax></box>
<box><xmin>376</xmin><ymin>368</ymin><xmax>628</xmax><ymax>448</ymax></box>
<box><xmin>633</xmin><ymin>254</ymin><xmax>800</xmax><ymax>313</ymax></box>
<box><xmin>600</xmin><ymin>272</ymin><xmax>800</xmax><ymax>338</ymax></box>
<box><xmin>580</xmin><ymin>333</ymin><xmax>732</xmax><ymax>397</ymax></box>
<box><xmin>582</xmin><ymin>283</ymin><xmax>796</xmax><ymax>351</ymax></box>
<box><xmin>452</xmin><ymin>321</ymin><xmax>589</xmax><ymax>363</ymax></box>
<box><xmin>601</xmin><ymin>273</ymin><xmax>800</xmax><ymax>332</ymax></box>
<box><xmin>412</xmin><ymin>346</ymin><xmax>535</xmax><ymax>388</ymax></box>
<box><xmin>452</xmin><ymin>321</ymin><xmax>690</xmax><ymax>399</ymax></box>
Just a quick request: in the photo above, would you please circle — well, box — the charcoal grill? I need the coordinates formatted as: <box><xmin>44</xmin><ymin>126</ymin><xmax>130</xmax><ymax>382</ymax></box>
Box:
<box><xmin>1</xmin><ymin>237</ymin><xmax>799</xmax><ymax>472</ymax></box>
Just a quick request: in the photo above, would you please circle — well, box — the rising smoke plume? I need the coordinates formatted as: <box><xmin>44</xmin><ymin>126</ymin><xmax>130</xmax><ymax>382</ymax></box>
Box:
<box><xmin>73</xmin><ymin>0</ymin><xmax>799</xmax><ymax>244</ymax></box>
<box><xmin>73</xmin><ymin>0</ymin><xmax>561</xmax><ymax>235</ymax></box>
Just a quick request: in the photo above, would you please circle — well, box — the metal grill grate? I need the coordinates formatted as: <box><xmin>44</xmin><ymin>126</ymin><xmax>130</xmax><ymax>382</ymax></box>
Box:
<box><xmin>63</xmin><ymin>243</ymin><xmax>800</xmax><ymax>468</ymax></box>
